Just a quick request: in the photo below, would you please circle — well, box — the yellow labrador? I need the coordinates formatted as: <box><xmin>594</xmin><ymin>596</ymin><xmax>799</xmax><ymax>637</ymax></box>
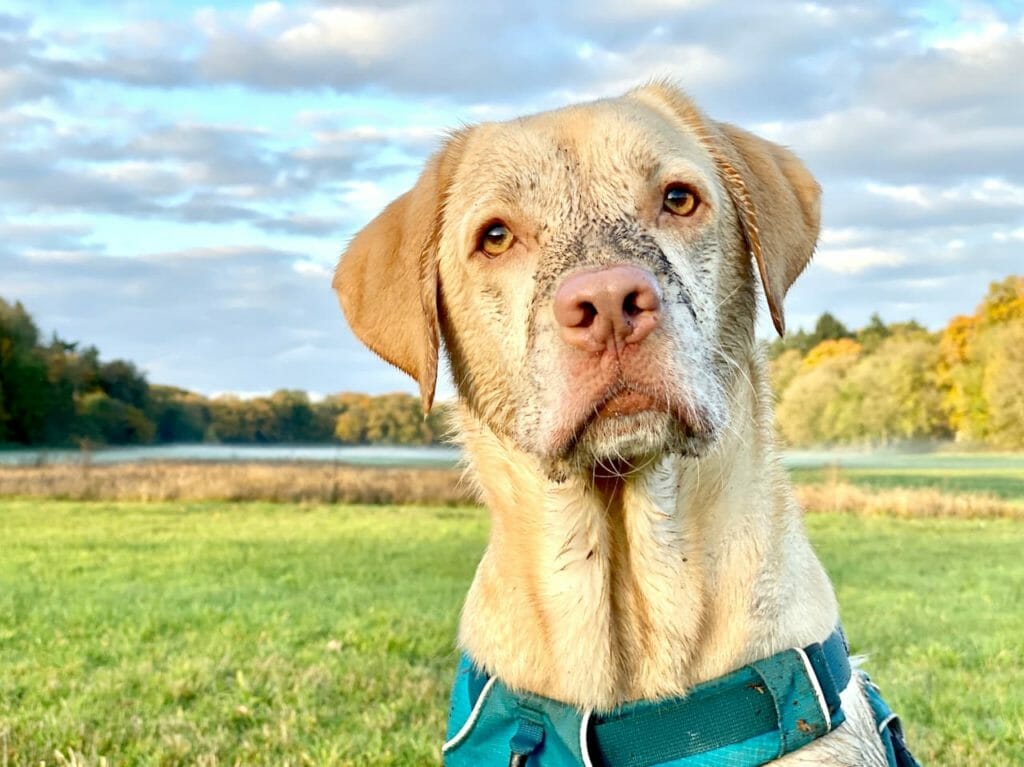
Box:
<box><xmin>333</xmin><ymin>83</ymin><xmax>906</xmax><ymax>766</ymax></box>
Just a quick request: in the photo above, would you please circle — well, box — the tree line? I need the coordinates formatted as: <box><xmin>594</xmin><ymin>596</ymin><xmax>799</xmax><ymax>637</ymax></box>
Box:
<box><xmin>0</xmin><ymin>298</ymin><xmax>447</xmax><ymax>448</ymax></box>
<box><xmin>4</xmin><ymin>275</ymin><xmax>1022</xmax><ymax>450</ymax></box>
<box><xmin>769</xmin><ymin>275</ymin><xmax>1024</xmax><ymax>449</ymax></box>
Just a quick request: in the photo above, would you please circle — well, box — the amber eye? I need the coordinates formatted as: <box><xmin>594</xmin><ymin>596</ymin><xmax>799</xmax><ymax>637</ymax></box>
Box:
<box><xmin>479</xmin><ymin>222</ymin><xmax>514</xmax><ymax>257</ymax></box>
<box><xmin>663</xmin><ymin>185</ymin><xmax>700</xmax><ymax>216</ymax></box>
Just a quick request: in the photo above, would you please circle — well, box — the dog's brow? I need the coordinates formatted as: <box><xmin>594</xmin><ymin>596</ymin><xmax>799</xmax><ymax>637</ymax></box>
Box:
<box><xmin>638</xmin><ymin>156</ymin><xmax>662</xmax><ymax>183</ymax></box>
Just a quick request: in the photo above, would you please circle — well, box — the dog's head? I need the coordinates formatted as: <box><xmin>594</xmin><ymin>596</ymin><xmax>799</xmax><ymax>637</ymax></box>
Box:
<box><xmin>334</xmin><ymin>83</ymin><xmax>820</xmax><ymax>476</ymax></box>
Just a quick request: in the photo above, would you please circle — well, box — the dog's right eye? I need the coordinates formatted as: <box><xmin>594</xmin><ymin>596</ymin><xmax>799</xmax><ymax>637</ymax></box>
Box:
<box><xmin>663</xmin><ymin>184</ymin><xmax>700</xmax><ymax>217</ymax></box>
<box><xmin>479</xmin><ymin>222</ymin><xmax>514</xmax><ymax>257</ymax></box>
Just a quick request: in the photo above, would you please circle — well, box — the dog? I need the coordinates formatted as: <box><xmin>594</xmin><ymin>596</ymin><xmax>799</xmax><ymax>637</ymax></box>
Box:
<box><xmin>333</xmin><ymin>82</ymin><xmax>915</xmax><ymax>766</ymax></box>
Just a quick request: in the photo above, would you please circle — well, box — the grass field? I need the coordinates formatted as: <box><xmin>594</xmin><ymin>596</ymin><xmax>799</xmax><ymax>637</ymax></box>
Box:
<box><xmin>1</xmin><ymin>500</ymin><xmax>1022</xmax><ymax>766</ymax></box>
<box><xmin>790</xmin><ymin>466</ymin><xmax>1024</xmax><ymax>501</ymax></box>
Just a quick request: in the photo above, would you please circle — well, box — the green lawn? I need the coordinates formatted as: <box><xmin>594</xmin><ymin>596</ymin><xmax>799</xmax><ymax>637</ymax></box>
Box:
<box><xmin>791</xmin><ymin>466</ymin><xmax>1024</xmax><ymax>500</ymax></box>
<box><xmin>784</xmin><ymin>452</ymin><xmax>1024</xmax><ymax>501</ymax></box>
<box><xmin>1</xmin><ymin>501</ymin><xmax>1022</xmax><ymax>766</ymax></box>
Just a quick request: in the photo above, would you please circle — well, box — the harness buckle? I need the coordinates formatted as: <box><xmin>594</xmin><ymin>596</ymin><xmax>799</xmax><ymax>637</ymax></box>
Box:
<box><xmin>508</xmin><ymin>717</ymin><xmax>545</xmax><ymax>766</ymax></box>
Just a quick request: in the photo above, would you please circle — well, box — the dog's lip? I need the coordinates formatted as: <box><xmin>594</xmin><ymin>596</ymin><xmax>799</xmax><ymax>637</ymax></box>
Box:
<box><xmin>595</xmin><ymin>390</ymin><xmax>660</xmax><ymax>418</ymax></box>
<box><xmin>551</xmin><ymin>385</ymin><xmax>673</xmax><ymax>455</ymax></box>
<box><xmin>546</xmin><ymin>381</ymin><xmax>715</xmax><ymax>460</ymax></box>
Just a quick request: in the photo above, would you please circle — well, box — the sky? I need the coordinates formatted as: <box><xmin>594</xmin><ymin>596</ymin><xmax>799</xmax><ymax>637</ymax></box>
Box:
<box><xmin>1</xmin><ymin>0</ymin><xmax>1022</xmax><ymax>398</ymax></box>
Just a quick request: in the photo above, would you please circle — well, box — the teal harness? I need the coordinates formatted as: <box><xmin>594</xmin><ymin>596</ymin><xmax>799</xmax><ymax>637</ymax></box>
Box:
<box><xmin>444</xmin><ymin>629</ymin><xmax>920</xmax><ymax>766</ymax></box>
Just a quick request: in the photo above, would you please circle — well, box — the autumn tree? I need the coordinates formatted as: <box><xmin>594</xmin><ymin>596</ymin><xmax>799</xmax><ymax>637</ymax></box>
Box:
<box><xmin>268</xmin><ymin>389</ymin><xmax>326</xmax><ymax>442</ymax></box>
<box><xmin>775</xmin><ymin>339</ymin><xmax>862</xmax><ymax>445</ymax></box>
<box><xmin>981</xmin><ymin>322</ymin><xmax>1024</xmax><ymax>449</ymax></box>
<box><xmin>768</xmin><ymin>349</ymin><xmax>802</xmax><ymax>403</ymax></box>
<box><xmin>148</xmin><ymin>386</ymin><xmax>209</xmax><ymax>443</ymax></box>
<box><xmin>938</xmin><ymin>276</ymin><xmax>1024</xmax><ymax>445</ymax></box>
<box><xmin>334</xmin><ymin>408</ymin><xmax>369</xmax><ymax>444</ymax></box>
<box><xmin>331</xmin><ymin>393</ymin><xmax>371</xmax><ymax>444</ymax></box>
<box><xmin>97</xmin><ymin>360</ymin><xmax>149</xmax><ymax>410</ymax></box>
<box><xmin>76</xmin><ymin>391</ymin><xmax>155</xmax><ymax>445</ymax></box>
<box><xmin>365</xmin><ymin>393</ymin><xmax>430</xmax><ymax>444</ymax></box>
<box><xmin>835</xmin><ymin>333</ymin><xmax>947</xmax><ymax>444</ymax></box>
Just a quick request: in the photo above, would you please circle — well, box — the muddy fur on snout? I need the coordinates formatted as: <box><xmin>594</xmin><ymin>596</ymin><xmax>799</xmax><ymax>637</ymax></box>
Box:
<box><xmin>332</xmin><ymin>82</ymin><xmax>892</xmax><ymax>765</ymax></box>
<box><xmin>524</xmin><ymin>215</ymin><xmax>724</xmax><ymax>479</ymax></box>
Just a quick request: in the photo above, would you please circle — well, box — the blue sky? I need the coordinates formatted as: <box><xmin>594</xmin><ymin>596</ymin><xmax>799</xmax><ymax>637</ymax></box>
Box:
<box><xmin>1</xmin><ymin>0</ymin><xmax>1022</xmax><ymax>397</ymax></box>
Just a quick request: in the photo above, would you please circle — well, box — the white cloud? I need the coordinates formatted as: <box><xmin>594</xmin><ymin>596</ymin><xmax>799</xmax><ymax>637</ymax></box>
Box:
<box><xmin>932</xmin><ymin>20</ymin><xmax>1012</xmax><ymax>55</ymax></box>
<box><xmin>276</xmin><ymin>7</ymin><xmax>408</xmax><ymax>59</ymax></box>
<box><xmin>993</xmin><ymin>227</ymin><xmax>1024</xmax><ymax>242</ymax></box>
<box><xmin>969</xmin><ymin>178</ymin><xmax>1024</xmax><ymax>206</ymax></box>
<box><xmin>815</xmin><ymin>246</ymin><xmax>908</xmax><ymax>275</ymax></box>
<box><xmin>865</xmin><ymin>182</ymin><xmax>932</xmax><ymax>209</ymax></box>
<box><xmin>292</xmin><ymin>259</ymin><xmax>332</xmax><ymax>279</ymax></box>
<box><xmin>866</xmin><ymin>178</ymin><xmax>1024</xmax><ymax>209</ymax></box>
<box><xmin>819</xmin><ymin>227</ymin><xmax>872</xmax><ymax>246</ymax></box>
<box><xmin>248</xmin><ymin>2</ymin><xmax>286</xmax><ymax>30</ymax></box>
<box><xmin>20</xmin><ymin>248</ymin><xmax>91</xmax><ymax>263</ymax></box>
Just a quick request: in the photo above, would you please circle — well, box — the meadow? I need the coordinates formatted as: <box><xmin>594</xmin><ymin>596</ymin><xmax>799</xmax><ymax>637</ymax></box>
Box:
<box><xmin>790</xmin><ymin>464</ymin><xmax>1024</xmax><ymax>501</ymax></box>
<box><xmin>1</xmin><ymin>488</ymin><xmax>1022</xmax><ymax>766</ymax></box>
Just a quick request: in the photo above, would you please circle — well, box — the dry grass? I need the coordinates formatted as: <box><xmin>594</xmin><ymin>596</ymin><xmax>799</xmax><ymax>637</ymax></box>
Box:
<box><xmin>0</xmin><ymin>461</ymin><xmax>474</xmax><ymax>505</ymax></box>
<box><xmin>1</xmin><ymin>461</ymin><xmax>1021</xmax><ymax>518</ymax></box>
<box><xmin>796</xmin><ymin>480</ymin><xmax>1024</xmax><ymax>519</ymax></box>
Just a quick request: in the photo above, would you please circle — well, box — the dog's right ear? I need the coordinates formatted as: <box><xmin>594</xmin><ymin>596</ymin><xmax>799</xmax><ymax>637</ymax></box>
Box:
<box><xmin>629</xmin><ymin>82</ymin><xmax>820</xmax><ymax>337</ymax></box>
<box><xmin>332</xmin><ymin>135</ymin><xmax>465</xmax><ymax>413</ymax></box>
<box><xmin>709</xmin><ymin>123</ymin><xmax>821</xmax><ymax>337</ymax></box>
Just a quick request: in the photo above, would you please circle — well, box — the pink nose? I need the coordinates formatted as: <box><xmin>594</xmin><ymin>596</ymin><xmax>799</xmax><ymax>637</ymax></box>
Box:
<box><xmin>553</xmin><ymin>265</ymin><xmax>661</xmax><ymax>353</ymax></box>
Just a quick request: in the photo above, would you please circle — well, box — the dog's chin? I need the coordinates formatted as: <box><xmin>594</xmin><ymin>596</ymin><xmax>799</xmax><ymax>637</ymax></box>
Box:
<box><xmin>543</xmin><ymin>409</ymin><xmax>716</xmax><ymax>480</ymax></box>
<box><xmin>575</xmin><ymin>410</ymin><xmax>675</xmax><ymax>466</ymax></box>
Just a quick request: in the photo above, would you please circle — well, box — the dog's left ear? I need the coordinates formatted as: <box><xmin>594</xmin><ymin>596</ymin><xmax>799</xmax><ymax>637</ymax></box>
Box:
<box><xmin>629</xmin><ymin>83</ymin><xmax>821</xmax><ymax>336</ymax></box>
<box><xmin>711</xmin><ymin>122</ymin><xmax>821</xmax><ymax>336</ymax></box>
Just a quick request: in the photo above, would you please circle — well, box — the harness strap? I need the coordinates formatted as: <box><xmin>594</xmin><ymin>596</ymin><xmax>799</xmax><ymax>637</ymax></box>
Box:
<box><xmin>446</xmin><ymin>629</ymin><xmax>857</xmax><ymax>766</ymax></box>
<box><xmin>591</xmin><ymin>630</ymin><xmax>850</xmax><ymax>765</ymax></box>
<box><xmin>862</xmin><ymin>674</ymin><xmax>922</xmax><ymax>767</ymax></box>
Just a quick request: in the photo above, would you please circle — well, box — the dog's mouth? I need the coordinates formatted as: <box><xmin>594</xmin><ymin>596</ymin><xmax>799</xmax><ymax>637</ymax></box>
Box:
<box><xmin>548</xmin><ymin>382</ymin><xmax>713</xmax><ymax>466</ymax></box>
<box><xmin>595</xmin><ymin>390</ymin><xmax>660</xmax><ymax>418</ymax></box>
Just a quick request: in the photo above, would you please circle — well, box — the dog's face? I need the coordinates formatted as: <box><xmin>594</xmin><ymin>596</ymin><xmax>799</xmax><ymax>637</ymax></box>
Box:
<box><xmin>438</xmin><ymin>99</ymin><xmax>741</xmax><ymax>472</ymax></box>
<box><xmin>334</xmin><ymin>84</ymin><xmax>820</xmax><ymax>476</ymax></box>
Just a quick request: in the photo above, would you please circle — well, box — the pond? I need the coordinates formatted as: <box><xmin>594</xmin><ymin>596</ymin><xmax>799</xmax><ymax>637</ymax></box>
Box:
<box><xmin>0</xmin><ymin>444</ymin><xmax>461</xmax><ymax>467</ymax></box>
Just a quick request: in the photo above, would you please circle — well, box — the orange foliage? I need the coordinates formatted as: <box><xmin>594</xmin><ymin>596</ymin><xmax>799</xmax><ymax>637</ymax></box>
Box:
<box><xmin>801</xmin><ymin>338</ymin><xmax>863</xmax><ymax>369</ymax></box>
<box><xmin>939</xmin><ymin>314</ymin><xmax>977</xmax><ymax>366</ymax></box>
<box><xmin>977</xmin><ymin>275</ymin><xmax>1024</xmax><ymax>324</ymax></box>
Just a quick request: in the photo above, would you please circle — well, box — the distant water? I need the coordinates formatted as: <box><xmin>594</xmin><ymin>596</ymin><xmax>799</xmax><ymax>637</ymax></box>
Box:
<box><xmin>1</xmin><ymin>444</ymin><xmax>1021</xmax><ymax>471</ymax></box>
<box><xmin>0</xmin><ymin>444</ymin><xmax>461</xmax><ymax>468</ymax></box>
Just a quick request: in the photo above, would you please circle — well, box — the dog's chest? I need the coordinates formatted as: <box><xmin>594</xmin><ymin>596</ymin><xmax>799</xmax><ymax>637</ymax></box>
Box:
<box><xmin>536</xmin><ymin>460</ymin><xmax>709</xmax><ymax>705</ymax></box>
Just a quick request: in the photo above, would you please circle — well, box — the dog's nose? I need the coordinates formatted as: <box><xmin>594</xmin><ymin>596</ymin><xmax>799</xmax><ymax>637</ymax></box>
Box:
<box><xmin>553</xmin><ymin>265</ymin><xmax>661</xmax><ymax>353</ymax></box>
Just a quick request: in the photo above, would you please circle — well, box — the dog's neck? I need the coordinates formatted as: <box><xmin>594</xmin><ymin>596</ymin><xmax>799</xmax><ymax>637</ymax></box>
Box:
<box><xmin>455</xmin><ymin>354</ymin><xmax>838</xmax><ymax>712</ymax></box>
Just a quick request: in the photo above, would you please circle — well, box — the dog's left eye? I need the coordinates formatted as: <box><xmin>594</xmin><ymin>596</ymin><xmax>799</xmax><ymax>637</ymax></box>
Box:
<box><xmin>663</xmin><ymin>185</ymin><xmax>700</xmax><ymax>216</ymax></box>
<box><xmin>479</xmin><ymin>222</ymin><xmax>514</xmax><ymax>257</ymax></box>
